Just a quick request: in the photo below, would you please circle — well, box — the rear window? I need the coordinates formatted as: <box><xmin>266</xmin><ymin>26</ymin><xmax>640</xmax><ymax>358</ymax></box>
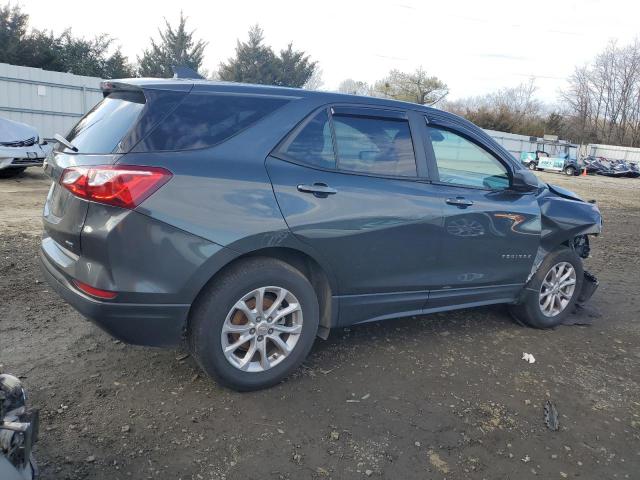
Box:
<box><xmin>63</xmin><ymin>91</ymin><xmax>145</xmax><ymax>154</ymax></box>
<box><xmin>136</xmin><ymin>93</ymin><xmax>290</xmax><ymax>151</ymax></box>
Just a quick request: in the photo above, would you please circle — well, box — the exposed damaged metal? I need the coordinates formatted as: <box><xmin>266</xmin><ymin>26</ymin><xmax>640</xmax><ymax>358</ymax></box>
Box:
<box><xmin>577</xmin><ymin>271</ymin><xmax>600</xmax><ymax>306</ymax></box>
<box><xmin>0</xmin><ymin>374</ymin><xmax>38</xmax><ymax>480</ymax></box>
<box><xmin>526</xmin><ymin>182</ymin><xmax>602</xmax><ymax>286</ymax></box>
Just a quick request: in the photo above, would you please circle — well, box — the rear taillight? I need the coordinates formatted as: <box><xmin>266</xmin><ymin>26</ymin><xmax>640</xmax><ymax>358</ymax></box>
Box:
<box><xmin>73</xmin><ymin>280</ymin><xmax>117</xmax><ymax>299</ymax></box>
<box><xmin>60</xmin><ymin>165</ymin><xmax>172</xmax><ymax>209</ymax></box>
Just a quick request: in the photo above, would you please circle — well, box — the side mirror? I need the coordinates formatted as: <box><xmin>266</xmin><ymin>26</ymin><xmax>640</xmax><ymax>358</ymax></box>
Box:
<box><xmin>511</xmin><ymin>169</ymin><xmax>540</xmax><ymax>192</ymax></box>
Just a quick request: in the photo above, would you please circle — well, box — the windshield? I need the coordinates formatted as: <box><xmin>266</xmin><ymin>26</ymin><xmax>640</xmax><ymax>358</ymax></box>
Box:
<box><xmin>62</xmin><ymin>91</ymin><xmax>145</xmax><ymax>154</ymax></box>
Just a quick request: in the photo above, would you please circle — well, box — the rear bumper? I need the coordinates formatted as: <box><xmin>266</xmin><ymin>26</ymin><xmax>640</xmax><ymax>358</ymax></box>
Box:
<box><xmin>39</xmin><ymin>249</ymin><xmax>189</xmax><ymax>346</ymax></box>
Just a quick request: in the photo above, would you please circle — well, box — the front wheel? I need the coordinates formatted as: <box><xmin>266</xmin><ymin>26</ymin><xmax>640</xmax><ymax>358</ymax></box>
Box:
<box><xmin>564</xmin><ymin>166</ymin><xmax>576</xmax><ymax>176</ymax></box>
<box><xmin>188</xmin><ymin>257</ymin><xmax>319</xmax><ymax>391</ymax></box>
<box><xmin>510</xmin><ymin>247</ymin><xmax>583</xmax><ymax>328</ymax></box>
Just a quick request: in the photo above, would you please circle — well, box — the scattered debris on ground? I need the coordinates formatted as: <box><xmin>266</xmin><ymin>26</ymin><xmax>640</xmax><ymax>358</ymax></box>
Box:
<box><xmin>1</xmin><ymin>170</ymin><xmax>638</xmax><ymax>479</ymax></box>
<box><xmin>544</xmin><ymin>400</ymin><xmax>560</xmax><ymax>431</ymax></box>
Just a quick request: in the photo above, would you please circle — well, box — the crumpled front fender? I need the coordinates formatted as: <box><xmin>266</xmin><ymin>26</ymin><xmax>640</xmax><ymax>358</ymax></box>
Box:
<box><xmin>526</xmin><ymin>186</ymin><xmax>603</xmax><ymax>282</ymax></box>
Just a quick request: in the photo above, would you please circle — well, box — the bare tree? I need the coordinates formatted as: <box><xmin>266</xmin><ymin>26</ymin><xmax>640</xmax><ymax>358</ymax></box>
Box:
<box><xmin>441</xmin><ymin>80</ymin><xmax>548</xmax><ymax>136</ymax></box>
<box><xmin>372</xmin><ymin>67</ymin><xmax>448</xmax><ymax>105</ymax></box>
<box><xmin>337</xmin><ymin>78</ymin><xmax>371</xmax><ymax>96</ymax></box>
<box><xmin>303</xmin><ymin>67</ymin><xmax>324</xmax><ymax>90</ymax></box>
<box><xmin>561</xmin><ymin>39</ymin><xmax>640</xmax><ymax>147</ymax></box>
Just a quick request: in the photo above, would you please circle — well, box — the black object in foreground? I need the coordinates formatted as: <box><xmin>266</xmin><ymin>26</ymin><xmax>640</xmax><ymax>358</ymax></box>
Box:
<box><xmin>0</xmin><ymin>373</ymin><xmax>39</xmax><ymax>479</ymax></box>
<box><xmin>544</xmin><ymin>400</ymin><xmax>560</xmax><ymax>431</ymax></box>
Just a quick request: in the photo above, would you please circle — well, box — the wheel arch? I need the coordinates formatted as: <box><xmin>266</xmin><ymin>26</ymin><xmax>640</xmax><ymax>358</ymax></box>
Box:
<box><xmin>187</xmin><ymin>246</ymin><xmax>337</xmax><ymax>340</ymax></box>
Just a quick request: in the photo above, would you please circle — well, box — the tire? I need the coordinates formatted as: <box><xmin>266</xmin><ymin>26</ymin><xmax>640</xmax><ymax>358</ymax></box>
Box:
<box><xmin>527</xmin><ymin>162</ymin><xmax>536</xmax><ymax>170</ymax></box>
<box><xmin>0</xmin><ymin>167</ymin><xmax>26</xmax><ymax>178</ymax></box>
<box><xmin>510</xmin><ymin>247</ymin><xmax>583</xmax><ymax>328</ymax></box>
<box><xmin>188</xmin><ymin>257</ymin><xmax>319</xmax><ymax>391</ymax></box>
<box><xmin>564</xmin><ymin>166</ymin><xmax>576</xmax><ymax>176</ymax></box>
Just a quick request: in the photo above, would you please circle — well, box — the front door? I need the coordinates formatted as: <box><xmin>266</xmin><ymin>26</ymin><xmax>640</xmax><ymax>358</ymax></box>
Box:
<box><xmin>267</xmin><ymin>106</ymin><xmax>444</xmax><ymax>324</ymax></box>
<box><xmin>422</xmin><ymin>120</ymin><xmax>541</xmax><ymax>308</ymax></box>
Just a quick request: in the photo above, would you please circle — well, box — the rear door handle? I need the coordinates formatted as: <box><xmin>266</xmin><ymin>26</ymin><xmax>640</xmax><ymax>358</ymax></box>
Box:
<box><xmin>445</xmin><ymin>196</ymin><xmax>474</xmax><ymax>207</ymax></box>
<box><xmin>297</xmin><ymin>183</ymin><xmax>337</xmax><ymax>196</ymax></box>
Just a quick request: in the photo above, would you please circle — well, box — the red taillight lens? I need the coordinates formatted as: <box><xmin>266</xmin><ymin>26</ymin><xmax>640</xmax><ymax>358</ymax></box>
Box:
<box><xmin>73</xmin><ymin>280</ymin><xmax>117</xmax><ymax>299</ymax></box>
<box><xmin>60</xmin><ymin>165</ymin><xmax>172</xmax><ymax>209</ymax></box>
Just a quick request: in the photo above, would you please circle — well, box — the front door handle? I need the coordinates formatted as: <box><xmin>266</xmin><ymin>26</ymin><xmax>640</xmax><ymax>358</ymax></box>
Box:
<box><xmin>297</xmin><ymin>183</ymin><xmax>337</xmax><ymax>197</ymax></box>
<box><xmin>445</xmin><ymin>196</ymin><xmax>474</xmax><ymax>207</ymax></box>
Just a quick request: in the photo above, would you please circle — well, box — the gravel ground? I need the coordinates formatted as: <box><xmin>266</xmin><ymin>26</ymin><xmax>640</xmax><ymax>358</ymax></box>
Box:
<box><xmin>1</xmin><ymin>169</ymin><xmax>639</xmax><ymax>479</ymax></box>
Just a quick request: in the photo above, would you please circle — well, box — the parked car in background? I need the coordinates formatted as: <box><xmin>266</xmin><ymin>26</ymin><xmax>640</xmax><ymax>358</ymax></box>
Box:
<box><xmin>520</xmin><ymin>150</ymin><xmax>580</xmax><ymax>176</ymax></box>
<box><xmin>41</xmin><ymin>79</ymin><xmax>602</xmax><ymax>391</ymax></box>
<box><xmin>0</xmin><ymin>117</ymin><xmax>52</xmax><ymax>178</ymax></box>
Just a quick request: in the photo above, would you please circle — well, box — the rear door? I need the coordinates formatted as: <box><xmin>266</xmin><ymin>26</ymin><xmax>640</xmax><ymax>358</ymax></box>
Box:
<box><xmin>267</xmin><ymin>105</ymin><xmax>444</xmax><ymax>325</ymax></box>
<box><xmin>422</xmin><ymin>116</ymin><xmax>541</xmax><ymax>307</ymax></box>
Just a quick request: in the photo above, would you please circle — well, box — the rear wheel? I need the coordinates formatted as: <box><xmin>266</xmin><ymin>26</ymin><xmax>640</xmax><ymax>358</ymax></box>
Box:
<box><xmin>0</xmin><ymin>167</ymin><xmax>26</xmax><ymax>178</ymax></box>
<box><xmin>510</xmin><ymin>247</ymin><xmax>583</xmax><ymax>328</ymax></box>
<box><xmin>188</xmin><ymin>257</ymin><xmax>319</xmax><ymax>391</ymax></box>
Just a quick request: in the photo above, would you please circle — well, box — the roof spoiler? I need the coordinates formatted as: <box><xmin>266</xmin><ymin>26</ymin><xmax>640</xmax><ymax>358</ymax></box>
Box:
<box><xmin>100</xmin><ymin>81</ymin><xmax>143</xmax><ymax>97</ymax></box>
<box><xmin>171</xmin><ymin>66</ymin><xmax>204</xmax><ymax>80</ymax></box>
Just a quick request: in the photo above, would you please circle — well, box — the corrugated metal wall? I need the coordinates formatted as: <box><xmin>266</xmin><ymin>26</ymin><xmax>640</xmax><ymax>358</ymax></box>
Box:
<box><xmin>484</xmin><ymin>129</ymin><xmax>539</xmax><ymax>158</ymax></box>
<box><xmin>0</xmin><ymin>63</ymin><xmax>102</xmax><ymax>140</ymax></box>
<box><xmin>587</xmin><ymin>144</ymin><xmax>640</xmax><ymax>163</ymax></box>
<box><xmin>484</xmin><ymin>129</ymin><xmax>579</xmax><ymax>160</ymax></box>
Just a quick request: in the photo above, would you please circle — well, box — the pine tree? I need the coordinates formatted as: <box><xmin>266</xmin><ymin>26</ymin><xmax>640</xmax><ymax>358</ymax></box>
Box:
<box><xmin>104</xmin><ymin>48</ymin><xmax>136</xmax><ymax>79</ymax></box>
<box><xmin>138</xmin><ymin>12</ymin><xmax>207</xmax><ymax>78</ymax></box>
<box><xmin>218</xmin><ymin>25</ymin><xmax>278</xmax><ymax>85</ymax></box>
<box><xmin>218</xmin><ymin>25</ymin><xmax>317</xmax><ymax>88</ymax></box>
<box><xmin>0</xmin><ymin>3</ymin><xmax>29</xmax><ymax>65</ymax></box>
<box><xmin>276</xmin><ymin>43</ymin><xmax>317</xmax><ymax>88</ymax></box>
<box><xmin>0</xmin><ymin>3</ymin><xmax>135</xmax><ymax>78</ymax></box>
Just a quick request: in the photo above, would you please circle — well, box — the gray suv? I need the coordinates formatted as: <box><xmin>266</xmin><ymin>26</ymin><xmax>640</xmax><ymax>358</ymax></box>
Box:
<box><xmin>40</xmin><ymin>79</ymin><xmax>602</xmax><ymax>390</ymax></box>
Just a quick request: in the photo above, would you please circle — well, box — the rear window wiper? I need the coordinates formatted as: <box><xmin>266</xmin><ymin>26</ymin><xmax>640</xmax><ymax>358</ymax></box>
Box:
<box><xmin>54</xmin><ymin>134</ymin><xmax>79</xmax><ymax>152</ymax></box>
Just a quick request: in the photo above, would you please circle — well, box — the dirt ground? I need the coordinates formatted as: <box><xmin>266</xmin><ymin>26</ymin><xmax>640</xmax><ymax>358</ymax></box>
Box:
<box><xmin>1</xmin><ymin>168</ymin><xmax>639</xmax><ymax>480</ymax></box>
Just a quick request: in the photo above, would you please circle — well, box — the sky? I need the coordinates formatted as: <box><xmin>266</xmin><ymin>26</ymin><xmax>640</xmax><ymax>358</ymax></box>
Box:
<box><xmin>18</xmin><ymin>0</ymin><xmax>640</xmax><ymax>104</ymax></box>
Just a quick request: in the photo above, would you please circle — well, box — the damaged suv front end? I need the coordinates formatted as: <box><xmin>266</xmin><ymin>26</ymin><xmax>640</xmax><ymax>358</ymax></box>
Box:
<box><xmin>531</xmin><ymin>182</ymin><xmax>602</xmax><ymax>306</ymax></box>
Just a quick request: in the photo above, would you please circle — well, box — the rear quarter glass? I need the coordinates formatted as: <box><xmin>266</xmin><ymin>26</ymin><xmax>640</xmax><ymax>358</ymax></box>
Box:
<box><xmin>133</xmin><ymin>93</ymin><xmax>291</xmax><ymax>151</ymax></box>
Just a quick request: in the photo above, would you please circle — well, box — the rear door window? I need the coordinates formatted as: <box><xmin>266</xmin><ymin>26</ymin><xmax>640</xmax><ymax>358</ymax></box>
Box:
<box><xmin>63</xmin><ymin>91</ymin><xmax>145</xmax><ymax>153</ymax></box>
<box><xmin>278</xmin><ymin>109</ymin><xmax>336</xmax><ymax>169</ymax></box>
<box><xmin>333</xmin><ymin>115</ymin><xmax>417</xmax><ymax>177</ymax></box>
<box><xmin>138</xmin><ymin>93</ymin><xmax>290</xmax><ymax>151</ymax></box>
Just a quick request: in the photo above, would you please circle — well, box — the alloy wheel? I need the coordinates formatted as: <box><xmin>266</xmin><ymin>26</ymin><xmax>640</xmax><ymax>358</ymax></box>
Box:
<box><xmin>539</xmin><ymin>262</ymin><xmax>577</xmax><ymax>317</ymax></box>
<box><xmin>220</xmin><ymin>286</ymin><xmax>303</xmax><ymax>372</ymax></box>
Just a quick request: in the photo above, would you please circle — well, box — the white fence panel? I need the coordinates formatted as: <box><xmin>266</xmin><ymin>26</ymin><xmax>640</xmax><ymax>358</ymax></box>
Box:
<box><xmin>586</xmin><ymin>144</ymin><xmax>640</xmax><ymax>163</ymax></box>
<box><xmin>483</xmin><ymin>129</ymin><xmax>539</xmax><ymax>159</ymax></box>
<box><xmin>0</xmin><ymin>63</ymin><xmax>103</xmax><ymax>140</ymax></box>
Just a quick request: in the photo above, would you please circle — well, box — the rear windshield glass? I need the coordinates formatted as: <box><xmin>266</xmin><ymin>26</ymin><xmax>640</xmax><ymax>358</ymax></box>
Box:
<box><xmin>136</xmin><ymin>93</ymin><xmax>290</xmax><ymax>151</ymax></box>
<box><xmin>63</xmin><ymin>91</ymin><xmax>145</xmax><ymax>153</ymax></box>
